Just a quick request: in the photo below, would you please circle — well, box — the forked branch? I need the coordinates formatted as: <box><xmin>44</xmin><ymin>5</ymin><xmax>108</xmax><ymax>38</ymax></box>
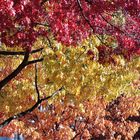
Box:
<box><xmin>0</xmin><ymin>48</ymin><xmax>43</xmax><ymax>91</ymax></box>
<box><xmin>0</xmin><ymin>86</ymin><xmax>64</xmax><ymax>129</ymax></box>
<box><xmin>0</xmin><ymin>50</ymin><xmax>29</xmax><ymax>90</ymax></box>
<box><xmin>0</xmin><ymin>64</ymin><xmax>64</xmax><ymax>128</ymax></box>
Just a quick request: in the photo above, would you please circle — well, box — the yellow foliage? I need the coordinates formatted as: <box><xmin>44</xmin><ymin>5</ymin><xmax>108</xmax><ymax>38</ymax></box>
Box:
<box><xmin>39</xmin><ymin>38</ymin><xmax>140</xmax><ymax>102</ymax></box>
<box><xmin>0</xmin><ymin>35</ymin><xmax>139</xmax><ymax>119</ymax></box>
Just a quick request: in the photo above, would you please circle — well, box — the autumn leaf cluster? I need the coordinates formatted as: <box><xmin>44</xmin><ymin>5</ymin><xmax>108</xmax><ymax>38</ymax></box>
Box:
<box><xmin>0</xmin><ymin>0</ymin><xmax>140</xmax><ymax>139</ymax></box>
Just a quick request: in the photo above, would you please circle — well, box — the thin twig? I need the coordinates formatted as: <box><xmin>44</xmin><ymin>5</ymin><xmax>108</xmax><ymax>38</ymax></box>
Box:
<box><xmin>100</xmin><ymin>14</ymin><xmax>140</xmax><ymax>41</ymax></box>
<box><xmin>34</xmin><ymin>22</ymin><xmax>49</xmax><ymax>27</ymax></box>
<box><xmin>35</xmin><ymin>64</ymin><xmax>40</xmax><ymax>101</ymax></box>
<box><xmin>100</xmin><ymin>14</ymin><xmax>124</xmax><ymax>34</ymax></box>
<box><xmin>26</xmin><ymin>58</ymin><xmax>44</xmax><ymax>65</ymax></box>
<box><xmin>77</xmin><ymin>0</ymin><xmax>94</xmax><ymax>31</ymax></box>
<box><xmin>40</xmin><ymin>0</ymin><xmax>49</xmax><ymax>6</ymax></box>
<box><xmin>76</xmin><ymin>46</ymin><xmax>87</xmax><ymax>61</ymax></box>
<box><xmin>76</xmin><ymin>0</ymin><xmax>106</xmax><ymax>45</ymax></box>
<box><xmin>41</xmin><ymin>86</ymin><xmax>64</xmax><ymax>102</ymax></box>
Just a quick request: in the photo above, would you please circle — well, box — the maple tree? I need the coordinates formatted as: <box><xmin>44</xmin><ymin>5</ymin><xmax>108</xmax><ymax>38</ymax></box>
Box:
<box><xmin>0</xmin><ymin>0</ymin><xmax>140</xmax><ymax>139</ymax></box>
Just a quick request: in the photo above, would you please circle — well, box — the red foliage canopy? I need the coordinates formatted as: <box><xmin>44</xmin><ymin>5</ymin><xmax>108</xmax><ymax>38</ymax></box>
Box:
<box><xmin>0</xmin><ymin>0</ymin><xmax>140</xmax><ymax>55</ymax></box>
<box><xmin>0</xmin><ymin>0</ymin><xmax>48</xmax><ymax>50</ymax></box>
<box><xmin>47</xmin><ymin>0</ymin><xmax>140</xmax><ymax>58</ymax></box>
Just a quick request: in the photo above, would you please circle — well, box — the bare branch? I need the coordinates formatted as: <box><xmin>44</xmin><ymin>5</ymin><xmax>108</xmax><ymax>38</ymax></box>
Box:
<box><xmin>35</xmin><ymin>64</ymin><xmax>40</xmax><ymax>101</ymax></box>
<box><xmin>0</xmin><ymin>50</ymin><xmax>43</xmax><ymax>91</ymax></box>
<box><xmin>100</xmin><ymin>14</ymin><xmax>140</xmax><ymax>41</ymax></box>
<box><xmin>0</xmin><ymin>50</ymin><xmax>29</xmax><ymax>90</ymax></box>
<box><xmin>41</xmin><ymin>86</ymin><xmax>64</xmax><ymax>102</ymax></box>
<box><xmin>0</xmin><ymin>86</ymin><xmax>64</xmax><ymax>129</ymax></box>
<box><xmin>100</xmin><ymin>14</ymin><xmax>124</xmax><ymax>34</ymax></box>
<box><xmin>0</xmin><ymin>48</ymin><xmax>43</xmax><ymax>56</ymax></box>
<box><xmin>26</xmin><ymin>58</ymin><xmax>44</xmax><ymax>65</ymax></box>
<box><xmin>77</xmin><ymin>0</ymin><xmax>94</xmax><ymax>31</ymax></box>
<box><xmin>76</xmin><ymin>0</ymin><xmax>105</xmax><ymax>45</ymax></box>
<box><xmin>34</xmin><ymin>22</ymin><xmax>49</xmax><ymax>27</ymax></box>
<box><xmin>133</xmin><ymin>127</ymin><xmax>140</xmax><ymax>140</ymax></box>
<box><xmin>126</xmin><ymin>115</ymin><xmax>140</xmax><ymax>123</ymax></box>
<box><xmin>40</xmin><ymin>0</ymin><xmax>49</xmax><ymax>6</ymax></box>
<box><xmin>76</xmin><ymin>46</ymin><xmax>87</xmax><ymax>61</ymax></box>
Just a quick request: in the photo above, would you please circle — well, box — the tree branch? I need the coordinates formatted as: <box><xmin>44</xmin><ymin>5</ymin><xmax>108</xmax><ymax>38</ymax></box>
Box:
<box><xmin>34</xmin><ymin>22</ymin><xmax>49</xmax><ymax>27</ymax></box>
<box><xmin>41</xmin><ymin>86</ymin><xmax>64</xmax><ymax>102</ymax></box>
<box><xmin>0</xmin><ymin>50</ymin><xmax>43</xmax><ymax>91</ymax></box>
<box><xmin>35</xmin><ymin>64</ymin><xmax>40</xmax><ymax>101</ymax></box>
<box><xmin>0</xmin><ymin>48</ymin><xmax>43</xmax><ymax>56</ymax></box>
<box><xmin>76</xmin><ymin>0</ymin><xmax>105</xmax><ymax>45</ymax></box>
<box><xmin>100</xmin><ymin>14</ymin><xmax>124</xmax><ymax>34</ymax></box>
<box><xmin>133</xmin><ymin>127</ymin><xmax>140</xmax><ymax>140</ymax></box>
<box><xmin>40</xmin><ymin>0</ymin><xmax>49</xmax><ymax>6</ymax></box>
<box><xmin>100</xmin><ymin>14</ymin><xmax>140</xmax><ymax>41</ymax></box>
<box><xmin>77</xmin><ymin>0</ymin><xmax>94</xmax><ymax>31</ymax></box>
<box><xmin>126</xmin><ymin>115</ymin><xmax>140</xmax><ymax>123</ymax></box>
<box><xmin>0</xmin><ymin>50</ymin><xmax>29</xmax><ymax>90</ymax></box>
<box><xmin>0</xmin><ymin>86</ymin><xmax>64</xmax><ymax>129</ymax></box>
<box><xmin>26</xmin><ymin>58</ymin><xmax>44</xmax><ymax>65</ymax></box>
